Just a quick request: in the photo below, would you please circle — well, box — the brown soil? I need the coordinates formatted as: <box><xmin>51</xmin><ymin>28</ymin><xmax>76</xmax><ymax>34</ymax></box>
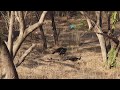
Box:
<box><xmin>2</xmin><ymin>16</ymin><xmax>120</xmax><ymax>79</ymax></box>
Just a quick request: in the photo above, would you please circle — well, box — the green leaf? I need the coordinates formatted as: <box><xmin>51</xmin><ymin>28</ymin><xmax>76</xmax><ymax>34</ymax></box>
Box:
<box><xmin>107</xmin><ymin>48</ymin><xmax>117</xmax><ymax>68</ymax></box>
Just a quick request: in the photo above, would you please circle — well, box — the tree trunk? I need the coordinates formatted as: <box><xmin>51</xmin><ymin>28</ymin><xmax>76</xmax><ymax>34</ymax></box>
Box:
<box><xmin>0</xmin><ymin>11</ymin><xmax>47</xmax><ymax>79</ymax></box>
<box><xmin>100</xmin><ymin>11</ymin><xmax>102</xmax><ymax>28</ymax></box>
<box><xmin>95</xmin><ymin>11</ymin><xmax>107</xmax><ymax>63</ymax></box>
<box><xmin>35</xmin><ymin>11</ymin><xmax>47</xmax><ymax>50</ymax></box>
<box><xmin>96</xmin><ymin>31</ymin><xmax>107</xmax><ymax>62</ymax></box>
<box><xmin>1</xmin><ymin>41</ymin><xmax>18</xmax><ymax>79</ymax></box>
<box><xmin>13</xmin><ymin>11</ymin><xmax>47</xmax><ymax>59</ymax></box>
<box><xmin>7</xmin><ymin>11</ymin><xmax>14</xmax><ymax>58</ymax></box>
<box><xmin>86</xmin><ymin>17</ymin><xmax>93</xmax><ymax>30</ymax></box>
<box><xmin>80</xmin><ymin>11</ymin><xmax>107</xmax><ymax>63</ymax></box>
<box><xmin>39</xmin><ymin>25</ymin><xmax>47</xmax><ymax>50</ymax></box>
<box><xmin>108</xmin><ymin>12</ymin><xmax>111</xmax><ymax>31</ymax></box>
<box><xmin>50</xmin><ymin>11</ymin><xmax>59</xmax><ymax>46</ymax></box>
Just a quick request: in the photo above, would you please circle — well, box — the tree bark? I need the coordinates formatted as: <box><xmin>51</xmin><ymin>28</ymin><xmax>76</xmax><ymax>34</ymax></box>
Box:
<box><xmin>100</xmin><ymin>11</ymin><xmax>102</xmax><ymax>28</ymax></box>
<box><xmin>95</xmin><ymin>11</ymin><xmax>107</xmax><ymax>62</ymax></box>
<box><xmin>107</xmin><ymin>12</ymin><xmax>111</xmax><ymax>31</ymax></box>
<box><xmin>96</xmin><ymin>30</ymin><xmax>107</xmax><ymax>62</ymax></box>
<box><xmin>7</xmin><ymin>11</ymin><xmax>14</xmax><ymax>57</ymax></box>
<box><xmin>15</xmin><ymin>44</ymin><xmax>36</xmax><ymax>67</ymax></box>
<box><xmin>1</xmin><ymin>41</ymin><xmax>18</xmax><ymax>79</ymax></box>
<box><xmin>80</xmin><ymin>11</ymin><xmax>107</xmax><ymax>62</ymax></box>
<box><xmin>40</xmin><ymin>25</ymin><xmax>47</xmax><ymax>50</ymax></box>
<box><xmin>0</xmin><ymin>11</ymin><xmax>47</xmax><ymax>79</ymax></box>
<box><xmin>35</xmin><ymin>11</ymin><xmax>47</xmax><ymax>50</ymax></box>
<box><xmin>13</xmin><ymin>11</ymin><xmax>47</xmax><ymax>59</ymax></box>
<box><xmin>50</xmin><ymin>11</ymin><xmax>59</xmax><ymax>46</ymax></box>
<box><xmin>86</xmin><ymin>17</ymin><xmax>93</xmax><ymax>30</ymax></box>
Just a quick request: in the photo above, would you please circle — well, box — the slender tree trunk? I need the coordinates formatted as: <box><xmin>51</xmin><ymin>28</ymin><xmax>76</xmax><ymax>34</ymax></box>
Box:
<box><xmin>50</xmin><ymin>11</ymin><xmax>59</xmax><ymax>46</ymax></box>
<box><xmin>108</xmin><ymin>12</ymin><xmax>111</xmax><ymax>31</ymax></box>
<box><xmin>95</xmin><ymin>11</ymin><xmax>107</xmax><ymax>63</ymax></box>
<box><xmin>35</xmin><ymin>11</ymin><xmax>47</xmax><ymax>50</ymax></box>
<box><xmin>86</xmin><ymin>17</ymin><xmax>93</xmax><ymax>30</ymax></box>
<box><xmin>84</xmin><ymin>12</ymin><xmax>93</xmax><ymax>30</ymax></box>
<box><xmin>96</xmin><ymin>31</ymin><xmax>107</xmax><ymax>62</ymax></box>
<box><xmin>40</xmin><ymin>25</ymin><xmax>47</xmax><ymax>50</ymax></box>
<box><xmin>80</xmin><ymin>11</ymin><xmax>107</xmax><ymax>63</ymax></box>
<box><xmin>1</xmin><ymin>41</ymin><xmax>18</xmax><ymax>79</ymax></box>
<box><xmin>100</xmin><ymin>11</ymin><xmax>102</xmax><ymax>28</ymax></box>
<box><xmin>8</xmin><ymin>11</ymin><xmax>14</xmax><ymax>58</ymax></box>
<box><xmin>118</xmin><ymin>11</ymin><xmax>120</xmax><ymax>21</ymax></box>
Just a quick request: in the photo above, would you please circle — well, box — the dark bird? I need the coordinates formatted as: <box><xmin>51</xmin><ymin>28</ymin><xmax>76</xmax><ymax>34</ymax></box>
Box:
<box><xmin>64</xmin><ymin>56</ymin><xmax>81</xmax><ymax>61</ymax></box>
<box><xmin>52</xmin><ymin>47</ymin><xmax>67</xmax><ymax>55</ymax></box>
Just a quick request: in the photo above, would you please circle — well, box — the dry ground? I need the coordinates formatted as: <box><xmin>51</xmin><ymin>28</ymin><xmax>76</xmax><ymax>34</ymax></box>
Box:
<box><xmin>2</xmin><ymin>16</ymin><xmax>120</xmax><ymax>79</ymax></box>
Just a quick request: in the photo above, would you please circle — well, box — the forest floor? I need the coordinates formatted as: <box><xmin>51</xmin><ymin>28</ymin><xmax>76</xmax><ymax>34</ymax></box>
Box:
<box><xmin>11</xmin><ymin>16</ymin><xmax>120</xmax><ymax>79</ymax></box>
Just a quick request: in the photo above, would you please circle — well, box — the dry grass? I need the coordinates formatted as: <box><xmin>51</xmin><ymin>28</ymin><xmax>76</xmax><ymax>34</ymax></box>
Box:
<box><xmin>1</xmin><ymin>16</ymin><xmax>120</xmax><ymax>79</ymax></box>
<box><xmin>16</xmin><ymin>17</ymin><xmax>120</xmax><ymax>79</ymax></box>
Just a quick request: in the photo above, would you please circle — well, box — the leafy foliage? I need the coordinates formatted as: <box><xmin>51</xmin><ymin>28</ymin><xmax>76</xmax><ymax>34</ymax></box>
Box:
<box><xmin>111</xmin><ymin>11</ymin><xmax>119</xmax><ymax>30</ymax></box>
<box><xmin>106</xmin><ymin>11</ymin><xmax>119</xmax><ymax>68</ymax></box>
<box><xmin>107</xmin><ymin>48</ymin><xmax>117</xmax><ymax>68</ymax></box>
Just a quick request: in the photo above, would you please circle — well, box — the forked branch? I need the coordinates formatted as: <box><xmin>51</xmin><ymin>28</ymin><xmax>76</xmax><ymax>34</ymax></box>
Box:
<box><xmin>13</xmin><ymin>11</ymin><xmax>47</xmax><ymax>59</ymax></box>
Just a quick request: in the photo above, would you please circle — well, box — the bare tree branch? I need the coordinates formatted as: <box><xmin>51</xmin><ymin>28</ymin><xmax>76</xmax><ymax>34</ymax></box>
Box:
<box><xmin>80</xmin><ymin>11</ymin><xmax>107</xmax><ymax>62</ymax></box>
<box><xmin>7</xmin><ymin>11</ymin><xmax>14</xmax><ymax>56</ymax></box>
<box><xmin>15</xmin><ymin>44</ymin><xmax>36</xmax><ymax>67</ymax></box>
<box><xmin>0</xmin><ymin>11</ymin><xmax>47</xmax><ymax>79</ymax></box>
<box><xmin>24</xmin><ymin>11</ymin><xmax>28</xmax><ymax>19</ymax></box>
<box><xmin>97</xmin><ymin>32</ymin><xmax>119</xmax><ymax>45</ymax></box>
<box><xmin>13</xmin><ymin>11</ymin><xmax>47</xmax><ymax>59</ymax></box>
<box><xmin>18</xmin><ymin>11</ymin><xmax>25</xmax><ymax>33</ymax></box>
<box><xmin>80</xmin><ymin>11</ymin><xmax>96</xmax><ymax>26</ymax></box>
<box><xmin>15</xmin><ymin>11</ymin><xmax>20</xmax><ymax>22</ymax></box>
<box><xmin>80</xmin><ymin>11</ymin><xmax>102</xmax><ymax>32</ymax></box>
<box><xmin>0</xmin><ymin>11</ymin><xmax>9</xmax><ymax>30</ymax></box>
<box><xmin>35</xmin><ymin>11</ymin><xmax>47</xmax><ymax>50</ymax></box>
<box><xmin>15</xmin><ymin>11</ymin><xmax>24</xmax><ymax>42</ymax></box>
<box><xmin>24</xmin><ymin>11</ymin><xmax>47</xmax><ymax>36</ymax></box>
